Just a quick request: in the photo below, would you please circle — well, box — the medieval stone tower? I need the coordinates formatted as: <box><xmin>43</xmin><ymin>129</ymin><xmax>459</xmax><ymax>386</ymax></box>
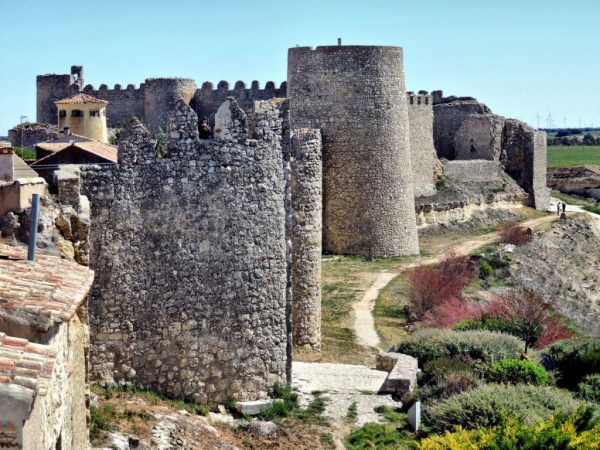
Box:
<box><xmin>143</xmin><ymin>78</ymin><xmax>197</xmax><ymax>132</ymax></box>
<box><xmin>287</xmin><ymin>45</ymin><xmax>419</xmax><ymax>257</ymax></box>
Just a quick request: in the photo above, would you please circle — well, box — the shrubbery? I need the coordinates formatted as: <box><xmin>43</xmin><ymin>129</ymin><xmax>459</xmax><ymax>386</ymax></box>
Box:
<box><xmin>407</xmin><ymin>253</ymin><xmax>476</xmax><ymax>321</ymax></box>
<box><xmin>453</xmin><ymin>316</ymin><xmax>515</xmax><ymax>334</ymax></box>
<box><xmin>577</xmin><ymin>374</ymin><xmax>600</xmax><ymax>403</ymax></box>
<box><xmin>424</xmin><ymin>384</ymin><xmax>581</xmax><ymax>434</ymax></box>
<box><xmin>487</xmin><ymin>358</ymin><xmax>549</xmax><ymax>386</ymax></box>
<box><xmin>499</xmin><ymin>221</ymin><xmax>533</xmax><ymax>246</ymax></box>
<box><xmin>543</xmin><ymin>340</ymin><xmax>600</xmax><ymax>390</ymax></box>
<box><xmin>419</xmin><ymin>407</ymin><xmax>600</xmax><ymax>449</ymax></box>
<box><xmin>396</xmin><ymin>329</ymin><xmax>524</xmax><ymax>365</ymax></box>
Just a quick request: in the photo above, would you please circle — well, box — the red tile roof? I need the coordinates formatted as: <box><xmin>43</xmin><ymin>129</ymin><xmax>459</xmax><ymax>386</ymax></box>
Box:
<box><xmin>0</xmin><ymin>332</ymin><xmax>55</xmax><ymax>395</ymax></box>
<box><xmin>54</xmin><ymin>93</ymin><xmax>109</xmax><ymax>105</ymax></box>
<box><xmin>0</xmin><ymin>243</ymin><xmax>94</xmax><ymax>333</ymax></box>
<box><xmin>32</xmin><ymin>141</ymin><xmax>118</xmax><ymax>166</ymax></box>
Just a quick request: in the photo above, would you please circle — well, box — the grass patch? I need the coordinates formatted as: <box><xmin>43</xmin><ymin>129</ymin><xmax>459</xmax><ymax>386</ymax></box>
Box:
<box><xmin>374</xmin><ymin>273</ymin><xmax>410</xmax><ymax>351</ymax></box>
<box><xmin>547</xmin><ymin>145</ymin><xmax>600</xmax><ymax>168</ymax></box>
<box><xmin>346</xmin><ymin>401</ymin><xmax>358</xmax><ymax>423</ymax></box>
<box><xmin>345</xmin><ymin>407</ymin><xmax>413</xmax><ymax>449</ymax></box>
<box><xmin>320</xmin><ymin>432</ymin><xmax>336</xmax><ymax>449</ymax></box>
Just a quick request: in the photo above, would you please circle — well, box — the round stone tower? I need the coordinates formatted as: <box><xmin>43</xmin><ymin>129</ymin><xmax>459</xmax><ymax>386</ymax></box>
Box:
<box><xmin>143</xmin><ymin>78</ymin><xmax>197</xmax><ymax>132</ymax></box>
<box><xmin>288</xmin><ymin>45</ymin><xmax>419</xmax><ymax>257</ymax></box>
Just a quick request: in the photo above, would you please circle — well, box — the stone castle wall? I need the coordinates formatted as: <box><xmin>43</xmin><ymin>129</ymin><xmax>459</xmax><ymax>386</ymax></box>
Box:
<box><xmin>408</xmin><ymin>93</ymin><xmax>436</xmax><ymax>196</ymax></box>
<box><xmin>442</xmin><ymin>159</ymin><xmax>505</xmax><ymax>182</ymax></box>
<box><xmin>192</xmin><ymin>81</ymin><xmax>286</xmax><ymax>123</ymax></box>
<box><xmin>290</xmin><ymin>128</ymin><xmax>322</xmax><ymax>350</ymax></box>
<box><xmin>288</xmin><ymin>45</ymin><xmax>419</xmax><ymax>257</ymax></box>
<box><xmin>80</xmin><ymin>98</ymin><xmax>288</xmax><ymax>404</ymax></box>
<box><xmin>82</xmin><ymin>83</ymin><xmax>145</xmax><ymax>128</ymax></box>
<box><xmin>144</xmin><ymin>78</ymin><xmax>197</xmax><ymax>132</ymax></box>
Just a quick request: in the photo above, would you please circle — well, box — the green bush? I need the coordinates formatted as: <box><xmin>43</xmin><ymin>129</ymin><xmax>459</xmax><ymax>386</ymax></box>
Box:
<box><xmin>488</xmin><ymin>358</ymin><xmax>549</xmax><ymax>385</ymax></box>
<box><xmin>424</xmin><ymin>384</ymin><xmax>581</xmax><ymax>434</ymax></box>
<box><xmin>453</xmin><ymin>316</ymin><xmax>516</xmax><ymax>335</ymax></box>
<box><xmin>543</xmin><ymin>340</ymin><xmax>600</xmax><ymax>389</ymax></box>
<box><xmin>397</xmin><ymin>329</ymin><xmax>524</xmax><ymax>365</ymax></box>
<box><xmin>419</xmin><ymin>406</ymin><xmax>600</xmax><ymax>449</ymax></box>
<box><xmin>577</xmin><ymin>374</ymin><xmax>600</xmax><ymax>403</ymax></box>
<box><xmin>479</xmin><ymin>260</ymin><xmax>493</xmax><ymax>278</ymax></box>
<box><xmin>583</xmin><ymin>204</ymin><xmax>600</xmax><ymax>215</ymax></box>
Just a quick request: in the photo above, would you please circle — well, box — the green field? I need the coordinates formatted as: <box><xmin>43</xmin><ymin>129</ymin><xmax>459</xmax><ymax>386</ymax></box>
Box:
<box><xmin>547</xmin><ymin>146</ymin><xmax>600</xmax><ymax>168</ymax></box>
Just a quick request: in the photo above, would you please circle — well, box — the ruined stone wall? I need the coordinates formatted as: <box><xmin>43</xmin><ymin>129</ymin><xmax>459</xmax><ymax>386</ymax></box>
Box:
<box><xmin>143</xmin><ymin>78</ymin><xmax>197</xmax><ymax>133</ymax></box>
<box><xmin>432</xmin><ymin>97</ymin><xmax>491</xmax><ymax>159</ymax></box>
<box><xmin>9</xmin><ymin>125</ymin><xmax>58</xmax><ymax>148</ymax></box>
<box><xmin>408</xmin><ymin>93</ymin><xmax>436</xmax><ymax>196</ymax></box>
<box><xmin>36</xmin><ymin>74</ymin><xmax>78</xmax><ymax>124</ymax></box>
<box><xmin>454</xmin><ymin>114</ymin><xmax>504</xmax><ymax>161</ymax></box>
<box><xmin>80</xmin><ymin>98</ymin><xmax>288</xmax><ymax>404</ymax></box>
<box><xmin>288</xmin><ymin>45</ymin><xmax>419</xmax><ymax>257</ymax></box>
<box><xmin>192</xmin><ymin>81</ymin><xmax>287</xmax><ymax>122</ymax></box>
<box><xmin>531</xmin><ymin>130</ymin><xmax>550</xmax><ymax>210</ymax></box>
<box><xmin>442</xmin><ymin>159</ymin><xmax>506</xmax><ymax>182</ymax></box>
<box><xmin>82</xmin><ymin>83</ymin><xmax>145</xmax><ymax>128</ymax></box>
<box><xmin>291</xmin><ymin>128</ymin><xmax>322</xmax><ymax>350</ymax></box>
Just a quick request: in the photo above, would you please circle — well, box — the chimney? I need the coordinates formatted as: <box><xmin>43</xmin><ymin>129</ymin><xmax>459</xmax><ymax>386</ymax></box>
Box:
<box><xmin>0</xmin><ymin>146</ymin><xmax>14</xmax><ymax>182</ymax></box>
<box><xmin>337</xmin><ymin>37</ymin><xmax>342</xmax><ymax>46</ymax></box>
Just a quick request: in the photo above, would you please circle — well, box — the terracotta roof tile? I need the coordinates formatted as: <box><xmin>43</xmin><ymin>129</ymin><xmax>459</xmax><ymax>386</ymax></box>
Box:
<box><xmin>0</xmin><ymin>332</ymin><xmax>55</xmax><ymax>395</ymax></box>
<box><xmin>0</xmin><ymin>243</ymin><xmax>94</xmax><ymax>332</ymax></box>
<box><xmin>54</xmin><ymin>93</ymin><xmax>109</xmax><ymax>105</ymax></box>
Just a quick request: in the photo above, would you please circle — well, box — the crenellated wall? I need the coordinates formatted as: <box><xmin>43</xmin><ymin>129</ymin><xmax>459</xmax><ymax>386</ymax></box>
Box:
<box><xmin>192</xmin><ymin>80</ymin><xmax>287</xmax><ymax>123</ymax></box>
<box><xmin>82</xmin><ymin>83</ymin><xmax>145</xmax><ymax>128</ymax></box>
<box><xmin>80</xmin><ymin>98</ymin><xmax>288</xmax><ymax>404</ymax></box>
<box><xmin>407</xmin><ymin>92</ymin><xmax>436</xmax><ymax>196</ymax></box>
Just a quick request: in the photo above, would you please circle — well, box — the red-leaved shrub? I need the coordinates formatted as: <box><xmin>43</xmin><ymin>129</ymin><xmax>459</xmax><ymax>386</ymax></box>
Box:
<box><xmin>485</xmin><ymin>289</ymin><xmax>571</xmax><ymax>351</ymax></box>
<box><xmin>408</xmin><ymin>253</ymin><xmax>477</xmax><ymax>321</ymax></box>
<box><xmin>499</xmin><ymin>221</ymin><xmax>533</xmax><ymax>246</ymax></box>
<box><xmin>423</xmin><ymin>296</ymin><xmax>482</xmax><ymax>328</ymax></box>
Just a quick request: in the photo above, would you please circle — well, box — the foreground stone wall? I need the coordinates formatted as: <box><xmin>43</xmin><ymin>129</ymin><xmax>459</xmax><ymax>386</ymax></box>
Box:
<box><xmin>291</xmin><ymin>128</ymin><xmax>322</xmax><ymax>350</ymax></box>
<box><xmin>81</xmin><ymin>99</ymin><xmax>288</xmax><ymax>404</ymax></box>
<box><xmin>408</xmin><ymin>93</ymin><xmax>436</xmax><ymax>196</ymax></box>
<box><xmin>288</xmin><ymin>45</ymin><xmax>419</xmax><ymax>257</ymax></box>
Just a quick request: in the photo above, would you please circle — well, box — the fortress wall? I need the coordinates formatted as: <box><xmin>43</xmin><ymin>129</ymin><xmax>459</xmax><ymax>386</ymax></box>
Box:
<box><xmin>454</xmin><ymin>114</ymin><xmax>505</xmax><ymax>161</ymax></box>
<box><xmin>433</xmin><ymin>98</ymin><xmax>491</xmax><ymax>159</ymax></box>
<box><xmin>501</xmin><ymin>120</ymin><xmax>550</xmax><ymax>210</ymax></box>
<box><xmin>144</xmin><ymin>78</ymin><xmax>197</xmax><ymax>132</ymax></box>
<box><xmin>290</xmin><ymin>128</ymin><xmax>322</xmax><ymax>350</ymax></box>
<box><xmin>36</xmin><ymin>74</ymin><xmax>75</xmax><ymax>124</ymax></box>
<box><xmin>288</xmin><ymin>45</ymin><xmax>419</xmax><ymax>257</ymax></box>
<box><xmin>82</xmin><ymin>83</ymin><xmax>145</xmax><ymax>128</ymax></box>
<box><xmin>80</xmin><ymin>98</ymin><xmax>288</xmax><ymax>404</ymax></box>
<box><xmin>442</xmin><ymin>159</ymin><xmax>504</xmax><ymax>182</ymax></box>
<box><xmin>192</xmin><ymin>81</ymin><xmax>287</xmax><ymax>121</ymax></box>
<box><xmin>408</xmin><ymin>93</ymin><xmax>436</xmax><ymax>196</ymax></box>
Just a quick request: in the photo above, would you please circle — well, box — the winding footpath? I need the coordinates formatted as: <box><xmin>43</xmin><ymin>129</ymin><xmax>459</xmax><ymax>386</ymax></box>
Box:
<box><xmin>352</xmin><ymin>210</ymin><xmax>583</xmax><ymax>350</ymax></box>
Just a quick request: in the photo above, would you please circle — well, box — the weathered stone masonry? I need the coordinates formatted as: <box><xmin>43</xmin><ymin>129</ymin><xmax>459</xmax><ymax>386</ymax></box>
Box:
<box><xmin>81</xmin><ymin>98</ymin><xmax>288</xmax><ymax>404</ymax></box>
<box><xmin>291</xmin><ymin>129</ymin><xmax>322</xmax><ymax>350</ymax></box>
<box><xmin>408</xmin><ymin>92</ymin><xmax>436</xmax><ymax>196</ymax></box>
<box><xmin>288</xmin><ymin>45</ymin><xmax>419</xmax><ymax>257</ymax></box>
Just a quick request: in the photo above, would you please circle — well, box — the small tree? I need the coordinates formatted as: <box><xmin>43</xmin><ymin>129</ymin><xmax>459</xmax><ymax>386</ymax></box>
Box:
<box><xmin>485</xmin><ymin>289</ymin><xmax>569</xmax><ymax>352</ymax></box>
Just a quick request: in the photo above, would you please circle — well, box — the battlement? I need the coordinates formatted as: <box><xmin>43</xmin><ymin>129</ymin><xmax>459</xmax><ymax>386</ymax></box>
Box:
<box><xmin>198</xmin><ymin>80</ymin><xmax>286</xmax><ymax>94</ymax></box>
<box><xmin>407</xmin><ymin>91</ymin><xmax>432</xmax><ymax>106</ymax></box>
<box><xmin>82</xmin><ymin>83</ymin><xmax>144</xmax><ymax>92</ymax></box>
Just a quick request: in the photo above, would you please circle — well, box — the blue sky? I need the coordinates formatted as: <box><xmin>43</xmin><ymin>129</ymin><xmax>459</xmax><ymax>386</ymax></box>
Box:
<box><xmin>1</xmin><ymin>0</ymin><xmax>599</xmax><ymax>135</ymax></box>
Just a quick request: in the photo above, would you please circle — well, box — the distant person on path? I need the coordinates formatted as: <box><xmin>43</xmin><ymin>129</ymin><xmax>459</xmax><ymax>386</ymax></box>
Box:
<box><xmin>199</xmin><ymin>117</ymin><xmax>212</xmax><ymax>139</ymax></box>
<box><xmin>562</xmin><ymin>202</ymin><xmax>567</xmax><ymax>213</ymax></box>
<box><xmin>557</xmin><ymin>203</ymin><xmax>561</xmax><ymax>216</ymax></box>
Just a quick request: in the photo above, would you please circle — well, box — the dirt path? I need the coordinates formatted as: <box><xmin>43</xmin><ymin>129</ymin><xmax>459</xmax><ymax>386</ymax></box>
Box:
<box><xmin>352</xmin><ymin>213</ymin><xmax>558</xmax><ymax>350</ymax></box>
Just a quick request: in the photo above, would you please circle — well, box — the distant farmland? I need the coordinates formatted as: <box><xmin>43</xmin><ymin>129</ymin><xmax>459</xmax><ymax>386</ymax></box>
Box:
<box><xmin>547</xmin><ymin>146</ymin><xmax>600</xmax><ymax>168</ymax></box>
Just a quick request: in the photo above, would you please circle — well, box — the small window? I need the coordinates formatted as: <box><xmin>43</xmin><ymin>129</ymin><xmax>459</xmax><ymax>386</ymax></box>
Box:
<box><xmin>71</xmin><ymin>110</ymin><xmax>83</xmax><ymax>117</ymax></box>
<box><xmin>90</xmin><ymin>110</ymin><xmax>99</xmax><ymax>117</ymax></box>
<box><xmin>59</xmin><ymin>110</ymin><xmax>66</xmax><ymax>118</ymax></box>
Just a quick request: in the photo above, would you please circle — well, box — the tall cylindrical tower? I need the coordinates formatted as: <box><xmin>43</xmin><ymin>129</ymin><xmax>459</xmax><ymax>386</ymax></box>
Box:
<box><xmin>143</xmin><ymin>78</ymin><xmax>197</xmax><ymax>132</ymax></box>
<box><xmin>288</xmin><ymin>45</ymin><xmax>419</xmax><ymax>257</ymax></box>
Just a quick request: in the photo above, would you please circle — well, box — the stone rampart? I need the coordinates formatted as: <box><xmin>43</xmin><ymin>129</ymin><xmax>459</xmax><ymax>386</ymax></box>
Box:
<box><xmin>80</xmin><ymin>98</ymin><xmax>288</xmax><ymax>404</ymax></box>
<box><xmin>192</xmin><ymin>81</ymin><xmax>287</xmax><ymax>123</ymax></box>
<box><xmin>442</xmin><ymin>159</ymin><xmax>504</xmax><ymax>182</ymax></box>
<box><xmin>82</xmin><ymin>83</ymin><xmax>145</xmax><ymax>128</ymax></box>
<box><xmin>291</xmin><ymin>128</ymin><xmax>322</xmax><ymax>350</ymax></box>
<box><xmin>288</xmin><ymin>45</ymin><xmax>419</xmax><ymax>257</ymax></box>
<box><xmin>408</xmin><ymin>93</ymin><xmax>436</xmax><ymax>196</ymax></box>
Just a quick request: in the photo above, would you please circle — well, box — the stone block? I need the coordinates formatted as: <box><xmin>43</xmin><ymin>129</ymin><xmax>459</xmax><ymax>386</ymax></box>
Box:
<box><xmin>236</xmin><ymin>399</ymin><xmax>273</xmax><ymax>416</ymax></box>
<box><xmin>379</xmin><ymin>353</ymin><xmax>418</xmax><ymax>395</ymax></box>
